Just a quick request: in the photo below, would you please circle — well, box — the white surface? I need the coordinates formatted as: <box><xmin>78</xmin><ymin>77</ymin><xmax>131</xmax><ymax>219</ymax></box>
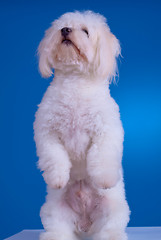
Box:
<box><xmin>5</xmin><ymin>227</ymin><xmax>161</xmax><ymax>240</ymax></box>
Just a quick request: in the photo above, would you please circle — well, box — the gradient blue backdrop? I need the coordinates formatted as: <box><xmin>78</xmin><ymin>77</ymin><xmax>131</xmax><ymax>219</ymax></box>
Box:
<box><xmin>0</xmin><ymin>0</ymin><xmax>161</xmax><ymax>239</ymax></box>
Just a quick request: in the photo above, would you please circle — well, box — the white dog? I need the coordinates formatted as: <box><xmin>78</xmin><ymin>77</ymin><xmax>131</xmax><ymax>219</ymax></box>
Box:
<box><xmin>34</xmin><ymin>11</ymin><xmax>130</xmax><ymax>240</ymax></box>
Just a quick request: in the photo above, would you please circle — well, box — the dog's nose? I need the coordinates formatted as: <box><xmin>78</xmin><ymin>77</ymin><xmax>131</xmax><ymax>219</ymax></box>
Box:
<box><xmin>61</xmin><ymin>27</ymin><xmax>72</xmax><ymax>37</ymax></box>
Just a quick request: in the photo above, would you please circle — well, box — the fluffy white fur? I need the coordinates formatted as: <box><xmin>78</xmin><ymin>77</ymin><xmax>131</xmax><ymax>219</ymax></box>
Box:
<box><xmin>34</xmin><ymin>11</ymin><xmax>130</xmax><ymax>240</ymax></box>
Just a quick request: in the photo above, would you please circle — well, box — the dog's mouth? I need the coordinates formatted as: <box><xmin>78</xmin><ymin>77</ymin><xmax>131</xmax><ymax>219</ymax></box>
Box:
<box><xmin>61</xmin><ymin>37</ymin><xmax>87</xmax><ymax>62</ymax></box>
<box><xmin>62</xmin><ymin>38</ymin><xmax>73</xmax><ymax>45</ymax></box>
<box><xmin>62</xmin><ymin>37</ymin><xmax>78</xmax><ymax>51</ymax></box>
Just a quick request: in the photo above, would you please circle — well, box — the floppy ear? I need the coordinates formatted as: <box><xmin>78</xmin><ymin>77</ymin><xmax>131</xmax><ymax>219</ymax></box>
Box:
<box><xmin>94</xmin><ymin>28</ymin><xmax>121</xmax><ymax>82</ymax></box>
<box><xmin>38</xmin><ymin>24</ymin><xmax>57</xmax><ymax>78</ymax></box>
<box><xmin>109</xmin><ymin>33</ymin><xmax>121</xmax><ymax>82</ymax></box>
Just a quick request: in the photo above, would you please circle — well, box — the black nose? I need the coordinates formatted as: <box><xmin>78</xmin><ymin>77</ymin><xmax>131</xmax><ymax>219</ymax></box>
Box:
<box><xmin>61</xmin><ymin>27</ymin><xmax>72</xmax><ymax>37</ymax></box>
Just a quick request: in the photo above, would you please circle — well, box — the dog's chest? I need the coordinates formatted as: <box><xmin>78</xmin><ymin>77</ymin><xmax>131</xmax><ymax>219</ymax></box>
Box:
<box><xmin>52</xmin><ymin>100</ymin><xmax>95</xmax><ymax>159</ymax></box>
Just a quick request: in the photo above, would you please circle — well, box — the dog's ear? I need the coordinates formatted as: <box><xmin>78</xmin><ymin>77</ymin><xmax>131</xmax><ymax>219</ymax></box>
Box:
<box><xmin>94</xmin><ymin>28</ymin><xmax>121</xmax><ymax>82</ymax></box>
<box><xmin>38</xmin><ymin>25</ymin><xmax>56</xmax><ymax>78</ymax></box>
<box><xmin>111</xmin><ymin>33</ymin><xmax>121</xmax><ymax>58</ymax></box>
<box><xmin>109</xmin><ymin>33</ymin><xmax>121</xmax><ymax>82</ymax></box>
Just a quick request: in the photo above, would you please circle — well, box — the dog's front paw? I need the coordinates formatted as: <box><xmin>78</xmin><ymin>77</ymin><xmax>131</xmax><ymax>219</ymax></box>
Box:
<box><xmin>52</xmin><ymin>173</ymin><xmax>69</xmax><ymax>189</ymax></box>
<box><xmin>43</xmin><ymin>169</ymin><xmax>70</xmax><ymax>189</ymax></box>
<box><xmin>90</xmin><ymin>168</ymin><xmax>120</xmax><ymax>189</ymax></box>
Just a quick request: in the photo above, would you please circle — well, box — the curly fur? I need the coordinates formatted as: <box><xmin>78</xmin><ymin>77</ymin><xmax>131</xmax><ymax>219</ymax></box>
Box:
<box><xmin>34</xmin><ymin>10</ymin><xmax>130</xmax><ymax>240</ymax></box>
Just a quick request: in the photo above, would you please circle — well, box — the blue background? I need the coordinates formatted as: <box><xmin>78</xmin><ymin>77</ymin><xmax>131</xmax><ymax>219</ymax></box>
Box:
<box><xmin>0</xmin><ymin>0</ymin><xmax>161</xmax><ymax>239</ymax></box>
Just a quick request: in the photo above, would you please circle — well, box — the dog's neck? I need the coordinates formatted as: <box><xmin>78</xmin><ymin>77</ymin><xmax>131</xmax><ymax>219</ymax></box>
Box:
<box><xmin>52</xmin><ymin>70</ymin><xmax>111</xmax><ymax>100</ymax></box>
<box><xmin>54</xmin><ymin>69</ymin><xmax>110</xmax><ymax>87</ymax></box>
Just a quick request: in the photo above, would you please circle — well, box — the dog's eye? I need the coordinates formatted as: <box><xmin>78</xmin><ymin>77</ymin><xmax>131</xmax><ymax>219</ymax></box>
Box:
<box><xmin>82</xmin><ymin>28</ymin><xmax>89</xmax><ymax>37</ymax></box>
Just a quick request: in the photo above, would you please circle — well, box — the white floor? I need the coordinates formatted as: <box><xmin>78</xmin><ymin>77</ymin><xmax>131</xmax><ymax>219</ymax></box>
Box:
<box><xmin>5</xmin><ymin>227</ymin><xmax>161</xmax><ymax>240</ymax></box>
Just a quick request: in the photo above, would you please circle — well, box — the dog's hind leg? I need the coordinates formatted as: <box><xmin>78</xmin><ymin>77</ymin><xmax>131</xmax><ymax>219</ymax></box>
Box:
<box><xmin>92</xmin><ymin>183</ymin><xmax>130</xmax><ymax>240</ymax></box>
<box><xmin>39</xmin><ymin>189</ymin><xmax>79</xmax><ymax>240</ymax></box>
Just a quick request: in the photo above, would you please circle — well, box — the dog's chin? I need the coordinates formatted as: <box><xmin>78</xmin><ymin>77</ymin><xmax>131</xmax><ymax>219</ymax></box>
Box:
<box><xmin>54</xmin><ymin>39</ymin><xmax>87</xmax><ymax>69</ymax></box>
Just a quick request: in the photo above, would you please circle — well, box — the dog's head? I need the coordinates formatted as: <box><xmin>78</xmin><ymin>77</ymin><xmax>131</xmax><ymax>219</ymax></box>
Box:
<box><xmin>38</xmin><ymin>11</ymin><xmax>120</xmax><ymax>81</ymax></box>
